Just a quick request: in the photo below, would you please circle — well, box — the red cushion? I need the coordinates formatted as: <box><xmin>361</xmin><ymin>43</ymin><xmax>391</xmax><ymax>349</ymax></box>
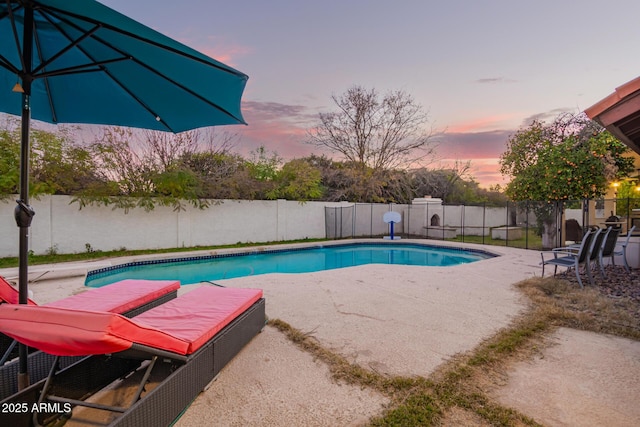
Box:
<box><xmin>1</xmin><ymin>277</ymin><xmax>178</xmax><ymax>314</ymax></box>
<box><xmin>134</xmin><ymin>286</ymin><xmax>263</xmax><ymax>354</ymax></box>
<box><xmin>0</xmin><ymin>276</ymin><xmax>37</xmax><ymax>305</ymax></box>
<box><xmin>46</xmin><ymin>279</ymin><xmax>180</xmax><ymax>313</ymax></box>
<box><xmin>0</xmin><ymin>286</ymin><xmax>263</xmax><ymax>357</ymax></box>
<box><xmin>0</xmin><ymin>304</ymin><xmax>186</xmax><ymax>356</ymax></box>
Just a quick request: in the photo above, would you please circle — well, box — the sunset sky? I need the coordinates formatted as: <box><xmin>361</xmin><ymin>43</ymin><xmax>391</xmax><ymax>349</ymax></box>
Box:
<box><xmin>97</xmin><ymin>1</ymin><xmax>640</xmax><ymax>186</ymax></box>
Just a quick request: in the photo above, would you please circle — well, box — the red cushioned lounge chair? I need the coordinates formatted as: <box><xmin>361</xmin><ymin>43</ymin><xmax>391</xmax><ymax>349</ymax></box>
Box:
<box><xmin>0</xmin><ymin>277</ymin><xmax>179</xmax><ymax>399</ymax></box>
<box><xmin>0</xmin><ymin>285</ymin><xmax>265</xmax><ymax>427</ymax></box>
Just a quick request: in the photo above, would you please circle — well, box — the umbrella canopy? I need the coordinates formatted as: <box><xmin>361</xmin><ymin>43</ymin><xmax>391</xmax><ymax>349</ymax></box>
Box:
<box><xmin>0</xmin><ymin>0</ymin><xmax>248</xmax><ymax>131</ymax></box>
<box><xmin>0</xmin><ymin>0</ymin><xmax>248</xmax><ymax>389</ymax></box>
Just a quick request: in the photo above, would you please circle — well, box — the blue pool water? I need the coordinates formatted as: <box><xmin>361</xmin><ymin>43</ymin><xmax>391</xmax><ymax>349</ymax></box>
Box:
<box><xmin>85</xmin><ymin>243</ymin><xmax>494</xmax><ymax>287</ymax></box>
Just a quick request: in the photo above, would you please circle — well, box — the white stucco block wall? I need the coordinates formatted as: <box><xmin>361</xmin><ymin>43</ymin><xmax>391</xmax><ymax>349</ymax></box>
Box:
<box><xmin>0</xmin><ymin>196</ymin><xmax>333</xmax><ymax>256</ymax></box>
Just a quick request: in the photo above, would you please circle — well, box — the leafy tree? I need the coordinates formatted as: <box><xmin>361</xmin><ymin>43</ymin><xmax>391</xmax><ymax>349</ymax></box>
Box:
<box><xmin>152</xmin><ymin>168</ymin><xmax>208</xmax><ymax>210</ymax></box>
<box><xmin>307</xmin><ymin>85</ymin><xmax>437</xmax><ymax>171</ymax></box>
<box><xmin>410</xmin><ymin>160</ymin><xmax>472</xmax><ymax>203</ymax></box>
<box><xmin>615</xmin><ymin>180</ymin><xmax>640</xmax><ymax>217</ymax></box>
<box><xmin>304</xmin><ymin>155</ymin><xmax>412</xmax><ymax>203</ymax></box>
<box><xmin>178</xmin><ymin>149</ymin><xmax>281</xmax><ymax>201</ymax></box>
<box><xmin>141</xmin><ymin>127</ymin><xmax>237</xmax><ymax>171</ymax></box>
<box><xmin>499</xmin><ymin>113</ymin><xmax>635</xmax><ymax>247</ymax></box>
<box><xmin>445</xmin><ymin>179</ymin><xmax>486</xmax><ymax>205</ymax></box>
<box><xmin>329</xmin><ymin>166</ymin><xmax>387</xmax><ymax>203</ymax></box>
<box><xmin>89</xmin><ymin>127</ymin><xmax>155</xmax><ymax>196</ymax></box>
<box><xmin>179</xmin><ymin>151</ymin><xmax>249</xmax><ymax>199</ymax></box>
<box><xmin>308</xmin><ymin>157</ymin><xmax>369</xmax><ymax>202</ymax></box>
<box><xmin>500</xmin><ymin>114</ymin><xmax>634</xmax><ymax>201</ymax></box>
<box><xmin>79</xmin><ymin>127</ymin><xmax>240</xmax><ymax>210</ymax></box>
<box><xmin>246</xmin><ymin>146</ymin><xmax>281</xmax><ymax>181</ymax></box>
<box><xmin>378</xmin><ymin>168</ymin><xmax>414</xmax><ymax>204</ymax></box>
<box><xmin>0</xmin><ymin>128</ymin><xmax>20</xmax><ymax>196</ymax></box>
<box><xmin>476</xmin><ymin>185</ymin><xmax>509</xmax><ymax>207</ymax></box>
<box><xmin>410</xmin><ymin>166</ymin><xmax>507</xmax><ymax>206</ymax></box>
<box><xmin>142</xmin><ymin>129</ymin><xmax>197</xmax><ymax>171</ymax></box>
<box><xmin>30</xmin><ymin>129</ymin><xmax>104</xmax><ymax>195</ymax></box>
<box><xmin>267</xmin><ymin>158</ymin><xmax>324</xmax><ymax>201</ymax></box>
<box><xmin>1</xmin><ymin>127</ymin><xmax>103</xmax><ymax>198</ymax></box>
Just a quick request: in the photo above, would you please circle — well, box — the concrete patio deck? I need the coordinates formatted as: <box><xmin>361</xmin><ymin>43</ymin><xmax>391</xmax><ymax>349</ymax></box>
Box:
<box><xmin>2</xmin><ymin>239</ymin><xmax>638</xmax><ymax>426</ymax></box>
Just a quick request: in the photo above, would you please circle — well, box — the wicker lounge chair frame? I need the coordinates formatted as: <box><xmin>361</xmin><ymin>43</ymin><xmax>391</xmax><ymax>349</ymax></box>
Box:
<box><xmin>0</xmin><ymin>288</ymin><xmax>265</xmax><ymax>427</ymax></box>
<box><xmin>0</xmin><ymin>279</ymin><xmax>179</xmax><ymax>400</ymax></box>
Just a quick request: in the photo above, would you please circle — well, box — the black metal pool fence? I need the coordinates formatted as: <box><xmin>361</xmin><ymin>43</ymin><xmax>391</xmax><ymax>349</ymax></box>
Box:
<box><xmin>325</xmin><ymin>197</ymin><xmax>640</xmax><ymax>250</ymax></box>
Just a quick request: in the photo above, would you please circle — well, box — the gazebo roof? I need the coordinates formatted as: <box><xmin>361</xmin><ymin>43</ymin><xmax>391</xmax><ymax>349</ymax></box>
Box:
<box><xmin>585</xmin><ymin>76</ymin><xmax>640</xmax><ymax>154</ymax></box>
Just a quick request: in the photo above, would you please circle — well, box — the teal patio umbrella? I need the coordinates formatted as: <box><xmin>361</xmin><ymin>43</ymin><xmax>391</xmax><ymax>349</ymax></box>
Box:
<box><xmin>0</xmin><ymin>0</ymin><xmax>248</xmax><ymax>388</ymax></box>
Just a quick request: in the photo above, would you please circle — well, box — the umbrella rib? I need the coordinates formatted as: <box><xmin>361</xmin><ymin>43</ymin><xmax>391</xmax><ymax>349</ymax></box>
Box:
<box><xmin>32</xmin><ymin>18</ymin><xmax>57</xmax><ymax>122</ymax></box>
<box><xmin>35</xmin><ymin>57</ymin><xmax>129</xmax><ymax>79</ymax></box>
<box><xmin>102</xmin><ymin>73</ymin><xmax>175</xmax><ymax>132</ymax></box>
<box><xmin>0</xmin><ymin>1</ymin><xmax>9</xmax><ymax>19</ymax></box>
<box><xmin>5</xmin><ymin>0</ymin><xmax>26</xmax><ymax>73</ymax></box>
<box><xmin>30</xmin><ymin>10</ymin><xmax>132</xmax><ymax>79</ymax></box>
<box><xmin>30</xmin><ymin>11</ymin><xmax>118</xmax><ymax>123</ymax></box>
<box><xmin>0</xmin><ymin>53</ymin><xmax>20</xmax><ymax>74</ymax></box>
<box><xmin>31</xmin><ymin>23</ymin><xmax>102</xmax><ymax>75</ymax></box>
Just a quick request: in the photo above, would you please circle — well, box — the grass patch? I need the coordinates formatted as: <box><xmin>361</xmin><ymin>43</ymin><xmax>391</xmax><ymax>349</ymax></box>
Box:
<box><xmin>468</xmin><ymin>319</ymin><xmax>547</xmax><ymax>366</ymax></box>
<box><xmin>0</xmin><ymin>238</ymin><xmax>328</xmax><ymax>269</ymax></box>
<box><xmin>370</xmin><ymin>393</ymin><xmax>442</xmax><ymax>427</ymax></box>
<box><xmin>270</xmin><ymin>275</ymin><xmax>639</xmax><ymax>426</ymax></box>
<box><xmin>446</xmin><ymin>229</ymin><xmax>543</xmax><ymax>250</ymax></box>
<box><xmin>268</xmin><ymin>318</ymin><xmax>409</xmax><ymax>394</ymax></box>
<box><xmin>516</xmin><ymin>277</ymin><xmax>640</xmax><ymax>340</ymax></box>
<box><xmin>0</xmin><ymin>234</ymin><xmax>545</xmax><ymax>269</ymax></box>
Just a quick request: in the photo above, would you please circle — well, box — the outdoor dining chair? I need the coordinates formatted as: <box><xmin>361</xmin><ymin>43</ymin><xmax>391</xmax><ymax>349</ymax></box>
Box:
<box><xmin>541</xmin><ymin>228</ymin><xmax>600</xmax><ymax>288</ymax></box>
<box><xmin>597</xmin><ymin>227</ymin><xmax>621</xmax><ymax>278</ymax></box>
<box><xmin>612</xmin><ymin>225</ymin><xmax>636</xmax><ymax>273</ymax></box>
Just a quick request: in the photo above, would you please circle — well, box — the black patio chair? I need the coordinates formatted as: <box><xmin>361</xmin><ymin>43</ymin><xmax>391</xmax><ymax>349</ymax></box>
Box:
<box><xmin>597</xmin><ymin>227</ymin><xmax>621</xmax><ymax>278</ymax></box>
<box><xmin>612</xmin><ymin>225</ymin><xmax>636</xmax><ymax>273</ymax></box>
<box><xmin>540</xmin><ymin>228</ymin><xmax>600</xmax><ymax>288</ymax></box>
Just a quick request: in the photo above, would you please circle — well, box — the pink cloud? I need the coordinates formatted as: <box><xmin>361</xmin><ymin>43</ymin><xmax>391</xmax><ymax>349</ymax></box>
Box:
<box><xmin>231</xmin><ymin>101</ymin><xmax>324</xmax><ymax>159</ymax></box>
<box><xmin>437</xmin><ymin>130</ymin><xmax>512</xmax><ymax>159</ymax></box>
<box><xmin>437</xmin><ymin>158</ymin><xmax>508</xmax><ymax>188</ymax></box>
<box><xmin>176</xmin><ymin>34</ymin><xmax>252</xmax><ymax>67</ymax></box>
<box><xmin>467</xmin><ymin>158</ymin><xmax>508</xmax><ymax>188</ymax></box>
<box><xmin>196</xmin><ymin>44</ymin><xmax>252</xmax><ymax>67</ymax></box>
<box><xmin>448</xmin><ymin>114</ymin><xmax>518</xmax><ymax>133</ymax></box>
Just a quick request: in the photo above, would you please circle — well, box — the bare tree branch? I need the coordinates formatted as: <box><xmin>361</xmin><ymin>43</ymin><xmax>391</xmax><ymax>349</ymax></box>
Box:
<box><xmin>307</xmin><ymin>86</ymin><xmax>437</xmax><ymax>170</ymax></box>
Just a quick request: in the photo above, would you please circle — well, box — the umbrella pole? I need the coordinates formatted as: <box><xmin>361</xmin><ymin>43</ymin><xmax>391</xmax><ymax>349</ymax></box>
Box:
<box><xmin>14</xmin><ymin>94</ymin><xmax>34</xmax><ymax>391</ymax></box>
<box><xmin>15</xmin><ymin>97</ymin><xmax>33</xmax><ymax>389</ymax></box>
<box><xmin>17</xmin><ymin>229</ymin><xmax>29</xmax><ymax>391</ymax></box>
<box><xmin>14</xmin><ymin>4</ymin><xmax>35</xmax><ymax>391</ymax></box>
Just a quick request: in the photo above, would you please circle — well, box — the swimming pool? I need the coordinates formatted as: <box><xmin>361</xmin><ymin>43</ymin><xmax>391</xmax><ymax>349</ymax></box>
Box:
<box><xmin>85</xmin><ymin>242</ymin><xmax>495</xmax><ymax>287</ymax></box>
